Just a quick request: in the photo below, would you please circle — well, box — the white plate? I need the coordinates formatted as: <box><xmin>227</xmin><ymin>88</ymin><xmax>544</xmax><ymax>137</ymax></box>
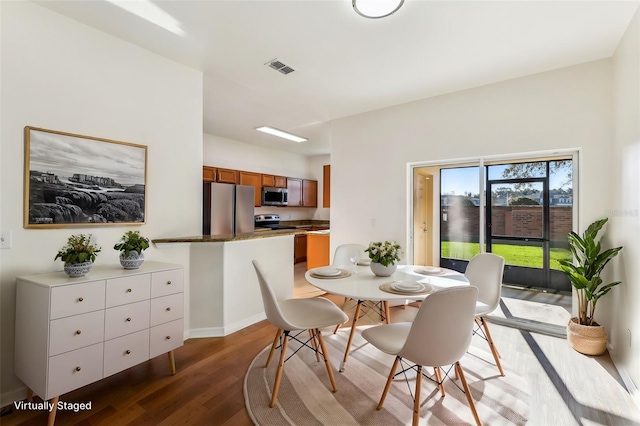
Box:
<box><xmin>392</xmin><ymin>281</ymin><xmax>425</xmax><ymax>292</ymax></box>
<box><xmin>313</xmin><ymin>267</ymin><xmax>342</xmax><ymax>277</ymax></box>
<box><xmin>414</xmin><ymin>266</ymin><xmax>444</xmax><ymax>275</ymax></box>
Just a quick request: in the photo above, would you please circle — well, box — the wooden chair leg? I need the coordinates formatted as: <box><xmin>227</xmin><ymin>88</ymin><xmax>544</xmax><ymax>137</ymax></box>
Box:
<box><xmin>455</xmin><ymin>362</ymin><xmax>482</xmax><ymax>426</ymax></box>
<box><xmin>309</xmin><ymin>329</ymin><xmax>321</xmax><ymax>362</ymax></box>
<box><xmin>341</xmin><ymin>301</ymin><xmax>362</xmax><ymax>371</ymax></box>
<box><xmin>479</xmin><ymin>316</ymin><xmax>505</xmax><ymax>376</ymax></box>
<box><xmin>47</xmin><ymin>396</ymin><xmax>59</xmax><ymax>426</ymax></box>
<box><xmin>434</xmin><ymin>367</ymin><xmax>445</xmax><ymax>396</ymax></box>
<box><xmin>377</xmin><ymin>356</ymin><xmax>400</xmax><ymax>410</ymax></box>
<box><xmin>266</xmin><ymin>329</ymin><xmax>283</xmax><ymax>368</ymax></box>
<box><xmin>316</xmin><ymin>329</ymin><xmax>338</xmax><ymax>393</ymax></box>
<box><xmin>413</xmin><ymin>365</ymin><xmax>422</xmax><ymax>426</ymax></box>
<box><xmin>383</xmin><ymin>301</ymin><xmax>391</xmax><ymax>324</ymax></box>
<box><xmin>168</xmin><ymin>350</ymin><xmax>176</xmax><ymax>375</ymax></box>
<box><xmin>270</xmin><ymin>331</ymin><xmax>289</xmax><ymax>407</ymax></box>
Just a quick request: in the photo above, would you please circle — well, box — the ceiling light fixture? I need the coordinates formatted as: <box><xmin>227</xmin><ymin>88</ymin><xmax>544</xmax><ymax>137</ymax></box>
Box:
<box><xmin>256</xmin><ymin>126</ymin><xmax>308</xmax><ymax>143</ymax></box>
<box><xmin>352</xmin><ymin>0</ymin><xmax>404</xmax><ymax>19</ymax></box>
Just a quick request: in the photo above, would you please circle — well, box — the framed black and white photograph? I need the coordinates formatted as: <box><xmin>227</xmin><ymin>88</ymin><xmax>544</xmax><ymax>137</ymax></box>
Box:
<box><xmin>24</xmin><ymin>126</ymin><xmax>147</xmax><ymax>228</ymax></box>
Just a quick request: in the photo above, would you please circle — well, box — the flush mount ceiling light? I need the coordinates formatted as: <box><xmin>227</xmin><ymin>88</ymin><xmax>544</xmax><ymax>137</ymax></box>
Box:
<box><xmin>256</xmin><ymin>126</ymin><xmax>308</xmax><ymax>143</ymax></box>
<box><xmin>352</xmin><ymin>0</ymin><xmax>404</xmax><ymax>19</ymax></box>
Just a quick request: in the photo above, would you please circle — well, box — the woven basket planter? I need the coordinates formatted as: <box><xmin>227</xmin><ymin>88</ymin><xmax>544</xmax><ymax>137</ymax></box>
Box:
<box><xmin>567</xmin><ymin>317</ymin><xmax>608</xmax><ymax>356</ymax></box>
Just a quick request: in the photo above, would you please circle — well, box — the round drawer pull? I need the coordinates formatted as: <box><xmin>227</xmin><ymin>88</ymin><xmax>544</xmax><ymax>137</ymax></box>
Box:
<box><xmin>78</xmin><ymin>297</ymin><xmax>84</xmax><ymax>302</ymax></box>
<box><xmin>166</xmin><ymin>307</ymin><xmax>171</xmax><ymax>312</ymax></box>
<box><xmin>167</xmin><ymin>281</ymin><xmax>172</xmax><ymax>285</ymax></box>
<box><xmin>75</xmin><ymin>366</ymin><xmax>81</xmax><ymax>372</ymax></box>
<box><xmin>126</xmin><ymin>317</ymin><xmax>132</xmax><ymax>322</ymax></box>
<box><xmin>75</xmin><ymin>330</ymin><xmax>82</xmax><ymax>335</ymax></box>
<box><xmin>126</xmin><ymin>288</ymin><xmax>132</xmax><ymax>293</ymax></box>
<box><xmin>165</xmin><ymin>336</ymin><xmax>171</xmax><ymax>340</ymax></box>
<box><xmin>125</xmin><ymin>350</ymin><xmax>131</xmax><ymax>355</ymax></box>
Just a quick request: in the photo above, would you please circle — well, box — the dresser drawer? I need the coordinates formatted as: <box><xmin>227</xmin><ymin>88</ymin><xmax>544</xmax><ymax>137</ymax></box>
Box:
<box><xmin>48</xmin><ymin>343</ymin><xmax>104</xmax><ymax>399</ymax></box>
<box><xmin>104</xmin><ymin>300</ymin><xmax>150</xmax><ymax>341</ymax></box>
<box><xmin>103</xmin><ymin>329</ymin><xmax>150</xmax><ymax>378</ymax></box>
<box><xmin>150</xmin><ymin>319</ymin><xmax>183</xmax><ymax>358</ymax></box>
<box><xmin>49</xmin><ymin>310</ymin><xmax>105</xmax><ymax>356</ymax></box>
<box><xmin>50</xmin><ymin>280</ymin><xmax>105</xmax><ymax>319</ymax></box>
<box><xmin>106</xmin><ymin>275</ymin><xmax>151</xmax><ymax>308</ymax></box>
<box><xmin>151</xmin><ymin>269</ymin><xmax>183</xmax><ymax>298</ymax></box>
<box><xmin>150</xmin><ymin>293</ymin><xmax>183</xmax><ymax>327</ymax></box>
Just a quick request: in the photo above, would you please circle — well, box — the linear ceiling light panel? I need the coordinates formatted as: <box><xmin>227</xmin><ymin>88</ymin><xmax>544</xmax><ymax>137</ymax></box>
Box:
<box><xmin>265</xmin><ymin>59</ymin><xmax>295</xmax><ymax>75</ymax></box>
<box><xmin>256</xmin><ymin>126</ymin><xmax>308</xmax><ymax>143</ymax></box>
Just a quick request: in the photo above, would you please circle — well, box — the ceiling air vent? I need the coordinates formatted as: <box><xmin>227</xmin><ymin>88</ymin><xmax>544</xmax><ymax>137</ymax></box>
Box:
<box><xmin>266</xmin><ymin>59</ymin><xmax>295</xmax><ymax>75</ymax></box>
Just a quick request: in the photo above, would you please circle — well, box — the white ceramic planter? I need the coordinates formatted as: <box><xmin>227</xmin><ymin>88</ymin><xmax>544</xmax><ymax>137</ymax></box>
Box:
<box><xmin>370</xmin><ymin>262</ymin><xmax>397</xmax><ymax>277</ymax></box>
<box><xmin>119</xmin><ymin>251</ymin><xmax>145</xmax><ymax>269</ymax></box>
<box><xmin>64</xmin><ymin>261</ymin><xmax>93</xmax><ymax>277</ymax></box>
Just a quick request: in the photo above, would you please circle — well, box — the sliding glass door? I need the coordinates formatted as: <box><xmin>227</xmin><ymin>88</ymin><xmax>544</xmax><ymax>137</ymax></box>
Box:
<box><xmin>439</xmin><ymin>159</ymin><xmax>572</xmax><ymax>291</ymax></box>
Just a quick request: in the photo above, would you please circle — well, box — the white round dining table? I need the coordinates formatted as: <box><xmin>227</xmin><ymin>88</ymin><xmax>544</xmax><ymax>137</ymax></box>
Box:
<box><xmin>305</xmin><ymin>264</ymin><xmax>469</xmax><ymax>371</ymax></box>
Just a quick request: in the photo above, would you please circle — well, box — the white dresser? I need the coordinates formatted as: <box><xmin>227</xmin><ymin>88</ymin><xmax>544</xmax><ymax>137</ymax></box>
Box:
<box><xmin>14</xmin><ymin>261</ymin><xmax>184</xmax><ymax>425</ymax></box>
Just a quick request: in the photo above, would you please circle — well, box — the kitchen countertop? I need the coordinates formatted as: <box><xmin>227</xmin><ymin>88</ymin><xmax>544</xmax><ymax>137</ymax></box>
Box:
<box><xmin>152</xmin><ymin>228</ymin><xmax>307</xmax><ymax>244</ymax></box>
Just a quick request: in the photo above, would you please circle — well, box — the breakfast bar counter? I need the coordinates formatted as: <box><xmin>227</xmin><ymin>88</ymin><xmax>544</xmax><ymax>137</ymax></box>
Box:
<box><xmin>151</xmin><ymin>228</ymin><xmax>305</xmax><ymax>244</ymax></box>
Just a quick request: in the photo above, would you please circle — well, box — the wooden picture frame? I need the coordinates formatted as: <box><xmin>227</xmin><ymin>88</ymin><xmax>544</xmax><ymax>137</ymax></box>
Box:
<box><xmin>24</xmin><ymin>126</ymin><xmax>147</xmax><ymax>228</ymax></box>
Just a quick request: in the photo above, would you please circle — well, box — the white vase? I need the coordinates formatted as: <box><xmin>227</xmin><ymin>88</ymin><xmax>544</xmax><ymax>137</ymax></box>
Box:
<box><xmin>119</xmin><ymin>251</ymin><xmax>145</xmax><ymax>269</ymax></box>
<box><xmin>370</xmin><ymin>262</ymin><xmax>397</xmax><ymax>277</ymax></box>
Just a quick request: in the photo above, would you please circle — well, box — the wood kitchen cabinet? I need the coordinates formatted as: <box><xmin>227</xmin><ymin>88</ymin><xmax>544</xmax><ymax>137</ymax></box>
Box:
<box><xmin>323</xmin><ymin>165</ymin><xmax>330</xmax><ymax>208</ymax></box>
<box><xmin>287</xmin><ymin>178</ymin><xmax>317</xmax><ymax>207</ymax></box>
<box><xmin>303</xmin><ymin>179</ymin><xmax>318</xmax><ymax>207</ymax></box>
<box><xmin>239</xmin><ymin>171</ymin><xmax>262</xmax><ymax>207</ymax></box>
<box><xmin>287</xmin><ymin>178</ymin><xmax>303</xmax><ymax>207</ymax></box>
<box><xmin>203</xmin><ymin>166</ymin><xmax>238</xmax><ymax>184</ymax></box>
<box><xmin>294</xmin><ymin>234</ymin><xmax>307</xmax><ymax>263</ymax></box>
<box><xmin>307</xmin><ymin>233</ymin><xmax>330</xmax><ymax>269</ymax></box>
<box><xmin>262</xmin><ymin>174</ymin><xmax>287</xmax><ymax>188</ymax></box>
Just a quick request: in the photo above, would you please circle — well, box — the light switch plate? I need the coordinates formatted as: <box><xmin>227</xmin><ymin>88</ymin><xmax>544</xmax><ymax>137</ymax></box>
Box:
<box><xmin>0</xmin><ymin>230</ymin><xmax>12</xmax><ymax>249</ymax></box>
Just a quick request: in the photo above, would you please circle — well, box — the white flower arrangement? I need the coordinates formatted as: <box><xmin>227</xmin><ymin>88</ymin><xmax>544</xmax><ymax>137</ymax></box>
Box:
<box><xmin>365</xmin><ymin>241</ymin><xmax>402</xmax><ymax>267</ymax></box>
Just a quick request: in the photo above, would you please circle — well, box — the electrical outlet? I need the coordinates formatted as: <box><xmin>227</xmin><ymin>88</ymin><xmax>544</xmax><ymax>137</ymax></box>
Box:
<box><xmin>0</xmin><ymin>230</ymin><xmax>12</xmax><ymax>249</ymax></box>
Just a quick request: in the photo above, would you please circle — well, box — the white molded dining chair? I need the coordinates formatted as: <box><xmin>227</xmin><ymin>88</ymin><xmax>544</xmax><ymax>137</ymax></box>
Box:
<box><xmin>331</xmin><ymin>244</ymin><xmax>389</xmax><ymax>334</ymax></box>
<box><xmin>252</xmin><ymin>260</ymin><xmax>348</xmax><ymax>407</ymax></box>
<box><xmin>465</xmin><ymin>253</ymin><xmax>506</xmax><ymax>376</ymax></box>
<box><xmin>332</xmin><ymin>243</ymin><xmax>367</xmax><ymax>269</ymax></box>
<box><xmin>362</xmin><ymin>286</ymin><xmax>481</xmax><ymax>426</ymax></box>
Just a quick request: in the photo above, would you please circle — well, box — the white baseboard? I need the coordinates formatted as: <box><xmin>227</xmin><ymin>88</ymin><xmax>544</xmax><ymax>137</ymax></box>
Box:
<box><xmin>188</xmin><ymin>313</ymin><xmax>267</xmax><ymax>338</ymax></box>
<box><xmin>1</xmin><ymin>386</ymin><xmax>28</xmax><ymax>410</ymax></box>
<box><xmin>611</xmin><ymin>354</ymin><xmax>640</xmax><ymax>411</ymax></box>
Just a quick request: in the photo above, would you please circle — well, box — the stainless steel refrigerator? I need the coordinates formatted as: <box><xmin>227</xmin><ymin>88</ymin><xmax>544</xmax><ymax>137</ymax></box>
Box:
<box><xmin>203</xmin><ymin>183</ymin><xmax>255</xmax><ymax>235</ymax></box>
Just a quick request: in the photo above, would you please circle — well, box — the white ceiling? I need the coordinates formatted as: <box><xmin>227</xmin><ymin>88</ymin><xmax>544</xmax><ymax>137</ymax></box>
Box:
<box><xmin>34</xmin><ymin>1</ymin><xmax>639</xmax><ymax>156</ymax></box>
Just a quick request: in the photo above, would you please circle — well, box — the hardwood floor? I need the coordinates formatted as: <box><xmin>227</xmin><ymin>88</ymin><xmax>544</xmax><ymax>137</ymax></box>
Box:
<box><xmin>3</xmin><ymin>262</ymin><xmax>639</xmax><ymax>425</ymax></box>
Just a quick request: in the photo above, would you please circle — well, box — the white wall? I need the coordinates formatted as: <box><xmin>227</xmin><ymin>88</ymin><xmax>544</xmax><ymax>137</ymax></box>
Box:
<box><xmin>330</xmin><ymin>59</ymin><xmax>614</xmax><ymax>258</ymax></box>
<box><xmin>203</xmin><ymin>133</ymin><xmax>329</xmax><ymax>220</ymax></box>
<box><xmin>0</xmin><ymin>1</ymin><xmax>203</xmax><ymax>405</ymax></box>
<box><xmin>611</xmin><ymin>8</ymin><xmax>640</xmax><ymax>391</ymax></box>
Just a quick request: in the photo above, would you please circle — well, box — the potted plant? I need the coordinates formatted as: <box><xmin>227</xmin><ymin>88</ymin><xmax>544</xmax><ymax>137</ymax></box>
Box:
<box><xmin>365</xmin><ymin>241</ymin><xmax>402</xmax><ymax>277</ymax></box>
<box><xmin>558</xmin><ymin>218</ymin><xmax>623</xmax><ymax>355</ymax></box>
<box><xmin>114</xmin><ymin>230</ymin><xmax>150</xmax><ymax>269</ymax></box>
<box><xmin>55</xmin><ymin>234</ymin><xmax>101</xmax><ymax>277</ymax></box>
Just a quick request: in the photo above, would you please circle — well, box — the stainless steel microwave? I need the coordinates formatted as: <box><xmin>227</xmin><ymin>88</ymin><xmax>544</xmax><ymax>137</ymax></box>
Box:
<box><xmin>261</xmin><ymin>187</ymin><xmax>288</xmax><ymax>206</ymax></box>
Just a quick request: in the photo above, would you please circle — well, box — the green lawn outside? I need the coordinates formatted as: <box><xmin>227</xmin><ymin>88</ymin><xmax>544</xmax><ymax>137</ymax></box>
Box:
<box><xmin>441</xmin><ymin>241</ymin><xmax>571</xmax><ymax>270</ymax></box>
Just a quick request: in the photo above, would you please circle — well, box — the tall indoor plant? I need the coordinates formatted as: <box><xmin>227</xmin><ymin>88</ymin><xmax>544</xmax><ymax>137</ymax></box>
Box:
<box><xmin>558</xmin><ymin>218</ymin><xmax>623</xmax><ymax>355</ymax></box>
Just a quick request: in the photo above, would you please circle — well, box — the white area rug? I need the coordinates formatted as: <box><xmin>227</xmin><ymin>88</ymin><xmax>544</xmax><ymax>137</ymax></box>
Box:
<box><xmin>244</xmin><ymin>327</ymin><xmax>530</xmax><ymax>425</ymax></box>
